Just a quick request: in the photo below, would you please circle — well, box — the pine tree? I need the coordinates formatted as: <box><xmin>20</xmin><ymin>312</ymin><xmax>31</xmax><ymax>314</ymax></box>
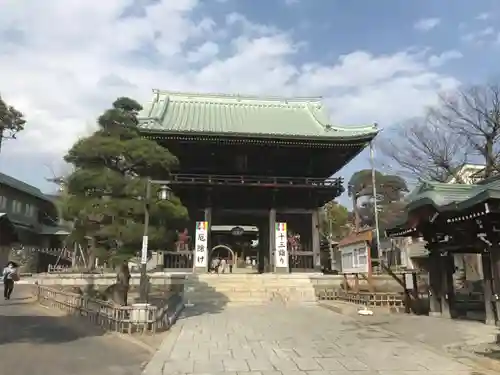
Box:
<box><xmin>63</xmin><ymin>97</ymin><xmax>188</xmax><ymax>266</ymax></box>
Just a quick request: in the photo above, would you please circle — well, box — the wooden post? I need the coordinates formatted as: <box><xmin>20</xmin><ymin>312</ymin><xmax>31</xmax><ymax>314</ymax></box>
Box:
<box><xmin>438</xmin><ymin>254</ymin><xmax>452</xmax><ymax>318</ymax></box>
<box><xmin>354</xmin><ymin>273</ymin><xmax>360</xmax><ymax>293</ymax></box>
<box><xmin>343</xmin><ymin>273</ymin><xmax>349</xmax><ymax>291</ymax></box>
<box><xmin>312</xmin><ymin>209</ymin><xmax>322</xmax><ymax>271</ymax></box>
<box><xmin>489</xmin><ymin>248</ymin><xmax>500</xmax><ymax>325</ymax></box>
<box><xmin>482</xmin><ymin>251</ymin><xmax>497</xmax><ymax>325</ymax></box>
<box><xmin>269</xmin><ymin>208</ymin><xmax>276</xmax><ymax>273</ymax></box>
<box><xmin>441</xmin><ymin>254</ymin><xmax>455</xmax><ymax>318</ymax></box>
<box><xmin>428</xmin><ymin>251</ymin><xmax>442</xmax><ymax>316</ymax></box>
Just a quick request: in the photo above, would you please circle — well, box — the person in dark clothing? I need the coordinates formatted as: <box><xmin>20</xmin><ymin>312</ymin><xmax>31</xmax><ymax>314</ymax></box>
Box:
<box><xmin>2</xmin><ymin>261</ymin><xmax>18</xmax><ymax>300</ymax></box>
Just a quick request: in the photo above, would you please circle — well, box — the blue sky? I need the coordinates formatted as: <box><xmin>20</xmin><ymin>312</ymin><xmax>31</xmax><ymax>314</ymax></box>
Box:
<box><xmin>0</xmin><ymin>0</ymin><xmax>499</xmax><ymax>207</ymax></box>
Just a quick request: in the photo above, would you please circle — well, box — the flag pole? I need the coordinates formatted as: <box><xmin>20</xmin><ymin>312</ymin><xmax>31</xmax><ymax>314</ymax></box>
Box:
<box><xmin>370</xmin><ymin>140</ymin><xmax>382</xmax><ymax>266</ymax></box>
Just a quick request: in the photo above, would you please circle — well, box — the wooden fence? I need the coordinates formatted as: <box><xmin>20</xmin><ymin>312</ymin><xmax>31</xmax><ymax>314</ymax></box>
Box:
<box><xmin>32</xmin><ymin>284</ymin><xmax>184</xmax><ymax>335</ymax></box>
<box><xmin>316</xmin><ymin>288</ymin><xmax>406</xmax><ymax>309</ymax></box>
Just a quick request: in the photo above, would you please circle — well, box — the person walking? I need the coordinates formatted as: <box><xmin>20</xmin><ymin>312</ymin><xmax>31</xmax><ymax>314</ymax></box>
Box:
<box><xmin>220</xmin><ymin>257</ymin><xmax>227</xmax><ymax>274</ymax></box>
<box><xmin>3</xmin><ymin>261</ymin><xmax>19</xmax><ymax>300</ymax></box>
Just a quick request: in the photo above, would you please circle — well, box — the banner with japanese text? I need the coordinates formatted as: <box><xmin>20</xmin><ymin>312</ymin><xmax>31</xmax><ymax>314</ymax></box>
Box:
<box><xmin>275</xmin><ymin>222</ymin><xmax>288</xmax><ymax>268</ymax></box>
<box><xmin>195</xmin><ymin>221</ymin><xmax>208</xmax><ymax>268</ymax></box>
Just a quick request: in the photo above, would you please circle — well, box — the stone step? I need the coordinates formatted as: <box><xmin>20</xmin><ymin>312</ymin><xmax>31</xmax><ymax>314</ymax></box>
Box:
<box><xmin>185</xmin><ymin>292</ymin><xmax>316</xmax><ymax>303</ymax></box>
<box><xmin>185</xmin><ymin>280</ymin><xmax>314</xmax><ymax>287</ymax></box>
<box><xmin>184</xmin><ymin>285</ymin><xmax>314</xmax><ymax>293</ymax></box>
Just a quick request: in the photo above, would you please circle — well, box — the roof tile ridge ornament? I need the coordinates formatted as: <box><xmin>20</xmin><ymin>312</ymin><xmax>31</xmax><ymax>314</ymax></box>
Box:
<box><xmin>151</xmin><ymin>88</ymin><xmax>322</xmax><ymax>103</ymax></box>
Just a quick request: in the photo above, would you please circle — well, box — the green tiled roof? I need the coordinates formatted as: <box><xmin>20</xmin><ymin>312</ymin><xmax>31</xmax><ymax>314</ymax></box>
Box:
<box><xmin>0</xmin><ymin>172</ymin><xmax>52</xmax><ymax>203</ymax></box>
<box><xmin>138</xmin><ymin>90</ymin><xmax>379</xmax><ymax>140</ymax></box>
<box><xmin>403</xmin><ymin>175</ymin><xmax>500</xmax><ymax>213</ymax></box>
<box><xmin>386</xmin><ymin>176</ymin><xmax>500</xmax><ymax>234</ymax></box>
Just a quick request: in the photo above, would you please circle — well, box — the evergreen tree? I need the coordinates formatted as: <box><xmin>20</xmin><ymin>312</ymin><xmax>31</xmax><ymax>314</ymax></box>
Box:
<box><xmin>63</xmin><ymin>97</ymin><xmax>188</xmax><ymax>266</ymax></box>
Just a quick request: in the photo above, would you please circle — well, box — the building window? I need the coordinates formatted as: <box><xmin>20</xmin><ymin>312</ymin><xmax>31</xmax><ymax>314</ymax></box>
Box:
<box><xmin>12</xmin><ymin>200</ymin><xmax>23</xmax><ymax>214</ymax></box>
<box><xmin>0</xmin><ymin>196</ymin><xmax>6</xmax><ymax>210</ymax></box>
<box><xmin>342</xmin><ymin>246</ymin><xmax>368</xmax><ymax>270</ymax></box>
<box><xmin>358</xmin><ymin>248</ymin><xmax>368</xmax><ymax>266</ymax></box>
<box><xmin>25</xmin><ymin>204</ymin><xmax>36</xmax><ymax>217</ymax></box>
<box><xmin>342</xmin><ymin>252</ymin><xmax>353</xmax><ymax>269</ymax></box>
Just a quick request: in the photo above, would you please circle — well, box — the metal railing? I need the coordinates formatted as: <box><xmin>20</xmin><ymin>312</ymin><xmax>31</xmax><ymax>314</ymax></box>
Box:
<box><xmin>32</xmin><ymin>285</ymin><xmax>183</xmax><ymax>335</ymax></box>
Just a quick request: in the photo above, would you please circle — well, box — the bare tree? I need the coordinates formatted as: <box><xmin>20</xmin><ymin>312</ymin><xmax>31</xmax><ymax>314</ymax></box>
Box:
<box><xmin>379</xmin><ymin>83</ymin><xmax>500</xmax><ymax>183</ymax></box>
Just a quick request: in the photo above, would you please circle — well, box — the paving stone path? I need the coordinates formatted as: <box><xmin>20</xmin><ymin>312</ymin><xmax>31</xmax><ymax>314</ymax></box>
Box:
<box><xmin>144</xmin><ymin>303</ymin><xmax>491</xmax><ymax>375</ymax></box>
<box><xmin>0</xmin><ymin>285</ymin><xmax>150</xmax><ymax>375</ymax></box>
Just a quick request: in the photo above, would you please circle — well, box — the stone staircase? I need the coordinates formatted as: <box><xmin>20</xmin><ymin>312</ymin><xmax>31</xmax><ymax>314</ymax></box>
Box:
<box><xmin>184</xmin><ymin>273</ymin><xmax>318</xmax><ymax>305</ymax></box>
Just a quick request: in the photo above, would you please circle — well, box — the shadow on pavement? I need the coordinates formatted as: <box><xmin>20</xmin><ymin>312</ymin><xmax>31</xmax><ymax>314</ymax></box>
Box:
<box><xmin>0</xmin><ymin>313</ymin><xmax>107</xmax><ymax>346</ymax></box>
<box><xmin>177</xmin><ymin>275</ymin><xmax>230</xmax><ymax>320</ymax></box>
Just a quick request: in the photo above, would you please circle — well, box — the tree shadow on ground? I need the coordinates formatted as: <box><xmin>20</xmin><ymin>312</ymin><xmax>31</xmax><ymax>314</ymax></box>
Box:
<box><xmin>0</xmin><ymin>299</ymin><xmax>107</xmax><ymax>346</ymax></box>
<box><xmin>175</xmin><ymin>275</ymin><xmax>230</xmax><ymax>321</ymax></box>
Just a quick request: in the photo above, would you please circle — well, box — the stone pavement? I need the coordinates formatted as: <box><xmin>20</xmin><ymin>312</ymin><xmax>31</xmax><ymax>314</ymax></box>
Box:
<box><xmin>143</xmin><ymin>302</ymin><xmax>494</xmax><ymax>375</ymax></box>
<box><xmin>0</xmin><ymin>285</ymin><xmax>151</xmax><ymax>375</ymax></box>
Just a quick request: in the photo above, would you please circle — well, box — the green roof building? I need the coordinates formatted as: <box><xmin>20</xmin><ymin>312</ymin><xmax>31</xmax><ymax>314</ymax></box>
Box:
<box><xmin>138</xmin><ymin>90</ymin><xmax>378</xmax><ymax>273</ymax></box>
<box><xmin>385</xmin><ymin>176</ymin><xmax>500</xmax><ymax>324</ymax></box>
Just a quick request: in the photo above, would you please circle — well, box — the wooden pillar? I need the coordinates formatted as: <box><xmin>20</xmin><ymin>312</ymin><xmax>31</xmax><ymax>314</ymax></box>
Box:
<box><xmin>439</xmin><ymin>254</ymin><xmax>454</xmax><ymax>319</ymax></box>
<box><xmin>312</xmin><ymin>209</ymin><xmax>322</xmax><ymax>272</ymax></box>
<box><xmin>428</xmin><ymin>251</ymin><xmax>442</xmax><ymax>317</ymax></box>
<box><xmin>481</xmin><ymin>251</ymin><xmax>497</xmax><ymax>325</ymax></box>
<box><xmin>490</xmin><ymin>248</ymin><xmax>500</xmax><ymax>325</ymax></box>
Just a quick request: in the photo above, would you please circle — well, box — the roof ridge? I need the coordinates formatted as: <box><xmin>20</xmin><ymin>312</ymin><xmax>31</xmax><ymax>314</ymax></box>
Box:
<box><xmin>153</xmin><ymin>89</ymin><xmax>323</xmax><ymax>103</ymax></box>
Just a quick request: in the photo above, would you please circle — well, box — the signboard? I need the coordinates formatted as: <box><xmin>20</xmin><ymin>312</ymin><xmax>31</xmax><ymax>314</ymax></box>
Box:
<box><xmin>231</xmin><ymin>226</ymin><xmax>244</xmax><ymax>236</ymax></box>
<box><xmin>404</xmin><ymin>272</ymin><xmax>416</xmax><ymax>290</ymax></box>
<box><xmin>194</xmin><ymin>221</ymin><xmax>208</xmax><ymax>268</ymax></box>
<box><xmin>275</xmin><ymin>222</ymin><xmax>288</xmax><ymax>268</ymax></box>
<box><xmin>141</xmin><ymin>235</ymin><xmax>148</xmax><ymax>264</ymax></box>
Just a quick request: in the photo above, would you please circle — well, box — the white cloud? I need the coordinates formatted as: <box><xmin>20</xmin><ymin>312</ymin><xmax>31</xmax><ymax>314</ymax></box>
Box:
<box><xmin>428</xmin><ymin>50</ymin><xmax>463</xmax><ymax>67</ymax></box>
<box><xmin>461</xmin><ymin>26</ymin><xmax>495</xmax><ymax>44</ymax></box>
<box><xmin>476</xmin><ymin>12</ymin><xmax>491</xmax><ymax>21</ymax></box>
<box><xmin>413</xmin><ymin>17</ymin><xmax>441</xmax><ymax>32</ymax></box>
<box><xmin>0</xmin><ymin>0</ymin><xmax>461</xmax><ymax>184</ymax></box>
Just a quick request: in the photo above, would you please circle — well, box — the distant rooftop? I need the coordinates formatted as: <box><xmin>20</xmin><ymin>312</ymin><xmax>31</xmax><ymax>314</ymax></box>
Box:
<box><xmin>138</xmin><ymin>90</ymin><xmax>379</xmax><ymax>141</ymax></box>
<box><xmin>0</xmin><ymin>172</ymin><xmax>52</xmax><ymax>203</ymax></box>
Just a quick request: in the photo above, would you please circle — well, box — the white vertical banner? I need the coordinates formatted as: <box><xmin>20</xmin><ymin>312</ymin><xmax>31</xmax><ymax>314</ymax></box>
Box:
<box><xmin>275</xmin><ymin>222</ymin><xmax>289</xmax><ymax>268</ymax></box>
<box><xmin>141</xmin><ymin>235</ymin><xmax>148</xmax><ymax>264</ymax></box>
<box><xmin>194</xmin><ymin>221</ymin><xmax>208</xmax><ymax>268</ymax></box>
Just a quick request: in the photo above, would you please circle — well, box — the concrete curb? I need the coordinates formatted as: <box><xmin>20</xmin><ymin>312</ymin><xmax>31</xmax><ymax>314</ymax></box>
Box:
<box><xmin>141</xmin><ymin>297</ymin><xmax>186</xmax><ymax>375</ymax></box>
<box><xmin>142</xmin><ymin>317</ymin><xmax>183</xmax><ymax>375</ymax></box>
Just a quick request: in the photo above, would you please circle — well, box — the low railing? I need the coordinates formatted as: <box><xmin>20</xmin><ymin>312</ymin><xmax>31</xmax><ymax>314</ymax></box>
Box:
<box><xmin>12</xmin><ymin>247</ymin><xmax>73</xmax><ymax>262</ymax></box>
<box><xmin>290</xmin><ymin>252</ymin><xmax>315</xmax><ymax>272</ymax></box>
<box><xmin>316</xmin><ymin>288</ymin><xmax>405</xmax><ymax>309</ymax></box>
<box><xmin>32</xmin><ymin>284</ymin><xmax>184</xmax><ymax>335</ymax></box>
<box><xmin>169</xmin><ymin>173</ymin><xmax>343</xmax><ymax>189</ymax></box>
<box><xmin>48</xmin><ymin>265</ymin><xmax>73</xmax><ymax>273</ymax></box>
<box><xmin>164</xmin><ymin>251</ymin><xmax>194</xmax><ymax>270</ymax></box>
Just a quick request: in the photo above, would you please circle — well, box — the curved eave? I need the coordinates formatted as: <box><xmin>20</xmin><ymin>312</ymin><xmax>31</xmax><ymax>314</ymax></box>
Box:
<box><xmin>386</xmin><ymin>189</ymin><xmax>500</xmax><ymax>237</ymax></box>
<box><xmin>138</xmin><ymin>127</ymin><xmax>379</xmax><ymax>143</ymax></box>
<box><xmin>406</xmin><ymin>189</ymin><xmax>500</xmax><ymax>214</ymax></box>
<box><xmin>385</xmin><ymin>212</ymin><xmax>417</xmax><ymax>238</ymax></box>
